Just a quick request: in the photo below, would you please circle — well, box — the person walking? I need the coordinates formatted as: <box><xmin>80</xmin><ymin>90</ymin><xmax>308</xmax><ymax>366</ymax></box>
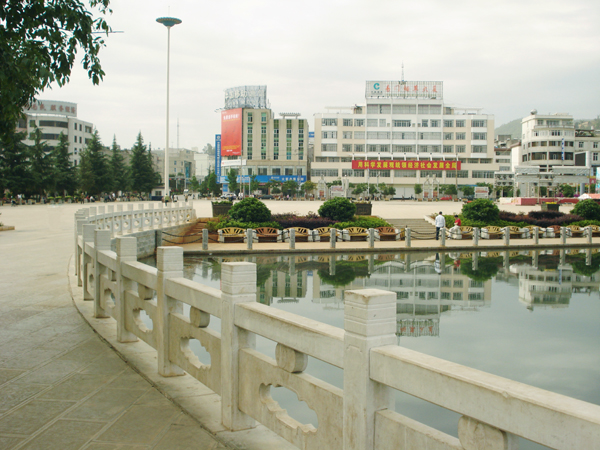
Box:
<box><xmin>435</xmin><ymin>211</ymin><xmax>445</xmax><ymax>240</ymax></box>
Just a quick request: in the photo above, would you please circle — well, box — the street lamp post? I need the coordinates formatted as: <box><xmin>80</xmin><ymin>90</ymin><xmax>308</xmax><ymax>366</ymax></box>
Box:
<box><xmin>156</xmin><ymin>16</ymin><xmax>182</xmax><ymax>198</ymax></box>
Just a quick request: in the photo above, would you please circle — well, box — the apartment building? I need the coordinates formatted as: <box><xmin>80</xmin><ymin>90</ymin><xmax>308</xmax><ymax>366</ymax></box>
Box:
<box><xmin>313</xmin><ymin>81</ymin><xmax>496</xmax><ymax>197</ymax></box>
<box><xmin>19</xmin><ymin>100</ymin><xmax>94</xmax><ymax>166</ymax></box>
<box><xmin>219</xmin><ymin>86</ymin><xmax>308</xmax><ymax>192</ymax></box>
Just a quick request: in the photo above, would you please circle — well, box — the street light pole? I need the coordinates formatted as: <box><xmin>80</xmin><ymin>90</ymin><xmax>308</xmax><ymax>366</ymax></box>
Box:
<box><xmin>156</xmin><ymin>16</ymin><xmax>182</xmax><ymax>198</ymax></box>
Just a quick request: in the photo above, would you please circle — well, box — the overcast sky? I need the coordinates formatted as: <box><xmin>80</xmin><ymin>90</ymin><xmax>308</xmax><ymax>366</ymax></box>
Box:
<box><xmin>37</xmin><ymin>0</ymin><xmax>600</xmax><ymax>151</ymax></box>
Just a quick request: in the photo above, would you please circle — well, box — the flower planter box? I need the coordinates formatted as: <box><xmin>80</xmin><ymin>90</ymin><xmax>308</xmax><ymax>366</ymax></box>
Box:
<box><xmin>354</xmin><ymin>202</ymin><xmax>372</xmax><ymax>216</ymax></box>
<box><xmin>541</xmin><ymin>203</ymin><xmax>559</xmax><ymax>212</ymax></box>
<box><xmin>212</xmin><ymin>202</ymin><xmax>233</xmax><ymax>217</ymax></box>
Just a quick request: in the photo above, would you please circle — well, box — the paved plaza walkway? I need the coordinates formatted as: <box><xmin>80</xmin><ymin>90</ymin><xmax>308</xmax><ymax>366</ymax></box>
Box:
<box><xmin>0</xmin><ymin>199</ymin><xmax>582</xmax><ymax>449</ymax></box>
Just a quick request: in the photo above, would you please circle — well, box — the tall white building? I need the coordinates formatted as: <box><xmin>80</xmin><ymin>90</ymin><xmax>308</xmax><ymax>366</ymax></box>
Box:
<box><xmin>20</xmin><ymin>100</ymin><xmax>94</xmax><ymax>166</ymax></box>
<box><xmin>313</xmin><ymin>81</ymin><xmax>496</xmax><ymax>197</ymax></box>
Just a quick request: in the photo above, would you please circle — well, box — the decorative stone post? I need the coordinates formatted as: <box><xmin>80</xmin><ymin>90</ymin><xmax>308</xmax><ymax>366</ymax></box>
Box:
<box><xmin>139</xmin><ymin>205</ymin><xmax>145</xmax><ymax>231</ymax></box>
<box><xmin>246</xmin><ymin>229</ymin><xmax>253</xmax><ymax>250</ymax></box>
<box><xmin>587</xmin><ymin>226</ymin><xmax>593</xmax><ymax>244</ymax></box>
<box><xmin>368</xmin><ymin>228</ymin><xmax>375</xmax><ymax>248</ymax></box>
<box><xmin>156</xmin><ymin>246</ymin><xmax>184</xmax><ymax>377</ymax></box>
<box><xmin>94</xmin><ymin>229</ymin><xmax>112</xmax><ymax>318</ymax></box>
<box><xmin>533</xmin><ymin>227</ymin><xmax>539</xmax><ymax>245</ymax></box>
<box><xmin>440</xmin><ymin>227</ymin><xmax>446</xmax><ymax>246</ymax></box>
<box><xmin>126</xmin><ymin>204</ymin><xmax>134</xmax><ymax>234</ymax></box>
<box><xmin>406</xmin><ymin>228</ymin><xmax>411</xmax><ymax>247</ymax></box>
<box><xmin>330</xmin><ymin>228</ymin><xmax>337</xmax><ymax>248</ymax></box>
<box><xmin>503</xmin><ymin>227</ymin><xmax>510</xmax><ymax>246</ymax></box>
<box><xmin>221</xmin><ymin>262</ymin><xmax>257</xmax><ymax>431</ymax></box>
<box><xmin>343</xmin><ymin>288</ymin><xmax>396</xmax><ymax>450</ymax></box>
<box><xmin>116</xmin><ymin>237</ymin><xmax>138</xmax><ymax>343</ymax></box>
<box><xmin>473</xmin><ymin>227</ymin><xmax>479</xmax><ymax>246</ymax></box>
<box><xmin>289</xmin><ymin>228</ymin><xmax>296</xmax><ymax>250</ymax></box>
<box><xmin>116</xmin><ymin>204</ymin><xmax>123</xmax><ymax>236</ymax></box>
<box><xmin>202</xmin><ymin>228</ymin><xmax>209</xmax><ymax>251</ymax></box>
<box><xmin>560</xmin><ymin>227</ymin><xmax>567</xmax><ymax>245</ymax></box>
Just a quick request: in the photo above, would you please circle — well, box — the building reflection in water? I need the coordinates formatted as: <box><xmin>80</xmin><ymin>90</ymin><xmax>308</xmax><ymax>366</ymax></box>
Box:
<box><xmin>182</xmin><ymin>247</ymin><xmax>600</xmax><ymax>338</ymax></box>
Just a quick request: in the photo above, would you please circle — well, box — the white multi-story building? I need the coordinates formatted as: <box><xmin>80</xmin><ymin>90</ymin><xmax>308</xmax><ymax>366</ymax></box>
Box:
<box><xmin>19</xmin><ymin>100</ymin><xmax>94</xmax><ymax>166</ymax></box>
<box><xmin>313</xmin><ymin>81</ymin><xmax>496</xmax><ymax>197</ymax></box>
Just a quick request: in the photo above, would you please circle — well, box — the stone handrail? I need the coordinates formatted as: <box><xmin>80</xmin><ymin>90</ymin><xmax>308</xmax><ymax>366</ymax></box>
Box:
<box><xmin>75</xmin><ymin>225</ymin><xmax>600</xmax><ymax>450</ymax></box>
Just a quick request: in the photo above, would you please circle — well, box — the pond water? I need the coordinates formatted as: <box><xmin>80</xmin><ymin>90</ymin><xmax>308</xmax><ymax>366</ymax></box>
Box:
<box><xmin>142</xmin><ymin>248</ymin><xmax>600</xmax><ymax>449</ymax></box>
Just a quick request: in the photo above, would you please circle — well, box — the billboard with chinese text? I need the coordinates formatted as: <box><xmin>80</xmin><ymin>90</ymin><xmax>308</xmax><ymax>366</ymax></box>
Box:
<box><xmin>25</xmin><ymin>100</ymin><xmax>77</xmax><ymax>117</ymax></box>
<box><xmin>352</xmin><ymin>160</ymin><xmax>460</xmax><ymax>171</ymax></box>
<box><xmin>366</xmin><ymin>81</ymin><xmax>443</xmax><ymax>99</ymax></box>
<box><xmin>221</xmin><ymin>108</ymin><xmax>242</xmax><ymax>156</ymax></box>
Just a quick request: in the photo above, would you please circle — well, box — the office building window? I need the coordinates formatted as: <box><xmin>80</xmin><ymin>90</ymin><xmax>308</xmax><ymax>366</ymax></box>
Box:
<box><xmin>431</xmin><ymin>120</ymin><xmax>440</xmax><ymax>127</ymax></box>
<box><xmin>393</xmin><ymin>120</ymin><xmax>411</xmax><ymax>127</ymax></box>
<box><xmin>247</xmin><ymin>113</ymin><xmax>253</xmax><ymax>122</ymax></box>
<box><xmin>379</xmin><ymin>119</ymin><xmax>387</xmax><ymax>127</ymax></box>
<box><xmin>456</xmin><ymin>132</ymin><xmax>466</xmax><ymax>140</ymax></box>
<box><xmin>472</xmin><ymin>132</ymin><xmax>487</xmax><ymax>140</ymax></box>
<box><xmin>322</xmin><ymin>118</ymin><xmax>337</xmax><ymax>126</ymax></box>
<box><xmin>471</xmin><ymin>120</ymin><xmax>487</xmax><ymax>127</ymax></box>
<box><xmin>321</xmin><ymin>144</ymin><xmax>337</xmax><ymax>152</ymax></box>
<box><xmin>342</xmin><ymin>144</ymin><xmax>352</xmax><ymax>152</ymax></box>
<box><xmin>456</xmin><ymin>120</ymin><xmax>465</xmax><ymax>127</ymax></box>
<box><xmin>444</xmin><ymin>120</ymin><xmax>454</xmax><ymax>127</ymax></box>
<box><xmin>261</xmin><ymin>112</ymin><xmax>267</xmax><ymax>123</ymax></box>
<box><xmin>354</xmin><ymin>144</ymin><xmax>365</xmax><ymax>152</ymax></box>
<box><xmin>354</xmin><ymin>119</ymin><xmax>364</xmax><ymax>127</ymax></box>
<box><xmin>392</xmin><ymin>104</ymin><xmax>416</xmax><ymax>114</ymax></box>
<box><xmin>354</xmin><ymin>131</ymin><xmax>365</xmax><ymax>139</ymax></box>
<box><xmin>322</xmin><ymin>131</ymin><xmax>337</xmax><ymax>139</ymax></box>
<box><xmin>471</xmin><ymin>145</ymin><xmax>487</xmax><ymax>153</ymax></box>
<box><xmin>421</xmin><ymin>119</ymin><xmax>428</xmax><ymax>127</ymax></box>
<box><xmin>367</xmin><ymin>119</ymin><xmax>378</xmax><ymax>127</ymax></box>
<box><xmin>343</xmin><ymin>131</ymin><xmax>353</xmax><ymax>139</ymax></box>
<box><xmin>444</xmin><ymin>133</ymin><xmax>454</xmax><ymax>140</ymax></box>
<box><xmin>443</xmin><ymin>145</ymin><xmax>454</xmax><ymax>153</ymax></box>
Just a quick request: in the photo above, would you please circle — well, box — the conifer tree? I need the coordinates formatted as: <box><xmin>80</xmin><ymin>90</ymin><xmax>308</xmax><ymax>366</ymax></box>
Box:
<box><xmin>28</xmin><ymin>127</ymin><xmax>53</xmax><ymax>197</ymax></box>
<box><xmin>129</xmin><ymin>132</ymin><xmax>158</xmax><ymax>195</ymax></box>
<box><xmin>78</xmin><ymin>130</ymin><xmax>109</xmax><ymax>196</ymax></box>
<box><xmin>50</xmin><ymin>133</ymin><xmax>77</xmax><ymax>196</ymax></box>
<box><xmin>0</xmin><ymin>130</ymin><xmax>30</xmax><ymax>196</ymax></box>
<box><xmin>109</xmin><ymin>136</ymin><xmax>129</xmax><ymax>193</ymax></box>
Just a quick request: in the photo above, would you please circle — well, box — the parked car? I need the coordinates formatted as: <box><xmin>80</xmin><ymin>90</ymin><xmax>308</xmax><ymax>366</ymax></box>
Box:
<box><xmin>258</xmin><ymin>194</ymin><xmax>274</xmax><ymax>199</ymax></box>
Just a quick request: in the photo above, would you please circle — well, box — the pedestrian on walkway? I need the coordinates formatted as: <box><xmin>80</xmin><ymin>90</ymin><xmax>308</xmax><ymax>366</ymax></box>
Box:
<box><xmin>435</xmin><ymin>211</ymin><xmax>445</xmax><ymax>240</ymax></box>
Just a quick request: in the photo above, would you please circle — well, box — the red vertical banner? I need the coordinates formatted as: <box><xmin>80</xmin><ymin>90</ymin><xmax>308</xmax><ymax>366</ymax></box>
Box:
<box><xmin>221</xmin><ymin>108</ymin><xmax>242</xmax><ymax>156</ymax></box>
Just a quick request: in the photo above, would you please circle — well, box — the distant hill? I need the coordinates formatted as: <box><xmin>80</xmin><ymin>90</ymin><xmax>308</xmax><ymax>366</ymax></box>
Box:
<box><xmin>494</xmin><ymin>119</ymin><xmax>521</xmax><ymax>140</ymax></box>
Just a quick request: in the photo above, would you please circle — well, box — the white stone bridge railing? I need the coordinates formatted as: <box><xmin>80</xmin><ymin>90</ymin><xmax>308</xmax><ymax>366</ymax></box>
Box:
<box><xmin>76</xmin><ymin>226</ymin><xmax>600</xmax><ymax>450</ymax></box>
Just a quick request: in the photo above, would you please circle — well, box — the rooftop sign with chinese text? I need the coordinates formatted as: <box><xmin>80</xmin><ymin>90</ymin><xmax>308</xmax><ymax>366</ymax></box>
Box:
<box><xmin>352</xmin><ymin>159</ymin><xmax>460</xmax><ymax>171</ymax></box>
<box><xmin>366</xmin><ymin>81</ymin><xmax>443</xmax><ymax>99</ymax></box>
<box><xmin>25</xmin><ymin>100</ymin><xmax>77</xmax><ymax>117</ymax></box>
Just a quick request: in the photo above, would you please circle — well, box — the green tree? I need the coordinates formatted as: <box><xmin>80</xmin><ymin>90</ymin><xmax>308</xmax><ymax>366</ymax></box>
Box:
<box><xmin>558</xmin><ymin>184</ymin><xmax>575</xmax><ymax>198</ymax></box>
<box><xmin>282</xmin><ymin>180</ymin><xmax>299</xmax><ymax>197</ymax></box>
<box><xmin>188</xmin><ymin>175</ymin><xmax>200</xmax><ymax>192</ymax></box>
<box><xmin>50</xmin><ymin>132</ymin><xmax>77</xmax><ymax>196</ymax></box>
<box><xmin>0</xmin><ymin>0</ymin><xmax>112</xmax><ymax>141</ymax></box>
<box><xmin>0</xmin><ymin>130</ymin><xmax>30</xmax><ymax>196</ymax></box>
<box><xmin>109</xmin><ymin>137</ymin><xmax>129</xmax><ymax>193</ymax></box>
<box><xmin>129</xmin><ymin>133</ymin><xmax>157</xmax><ymax>195</ymax></box>
<box><xmin>226</xmin><ymin>168</ymin><xmax>239</xmax><ymax>194</ymax></box>
<box><xmin>79</xmin><ymin>130</ymin><xmax>110</xmax><ymax>196</ymax></box>
<box><xmin>206</xmin><ymin>171</ymin><xmax>220</xmax><ymax>196</ymax></box>
<box><xmin>302</xmin><ymin>180</ymin><xmax>317</xmax><ymax>197</ymax></box>
<box><xmin>352</xmin><ymin>183</ymin><xmax>367</xmax><ymax>197</ymax></box>
<box><xmin>249</xmin><ymin>174</ymin><xmax>260</xmax><ymax>193</ymax></box>
<box><xmin>27</xmin><ymin>127</ymin><xmax>53</xmax><ymax>197</ymax></box>
<box><xmin>461</xmin><ymin>185</ymin><xmax>475</xmax><ymax>197</ymax></box>
<box><xmin>414</xmin><ymin>184</ymin><xmax>422</xmax><ymax>196</ymax></box>
<box><xmin>203</xmin><ymin>143</ymin><xmax>215</xmax><ymax>157</ymax></box>
<box><xmin>441</xmin><ymin>184</ymin><xmax>457</xmax><ymax>196</ymax></box>
<box><xmin>319</xmin><ymin>197</ymin><xmax>356</xmax><ymax>222</ymax></box>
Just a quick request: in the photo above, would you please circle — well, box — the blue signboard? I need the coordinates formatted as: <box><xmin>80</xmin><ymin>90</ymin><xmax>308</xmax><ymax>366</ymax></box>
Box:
<box><xmin>309</xmin><ymin>131</ymin><xmax>314</xmax><ymax>139</ymax></box>
<box><xmin>220</xmin><ymin>175</ymin><xmax>307</xmax><ymax>184</ymax></box>
<box><xmin>215</xmin><ymin>134</ymin><xmax>222</xmax><ymax>182</ymax></box>
<box><xmin>561</xmin><ymin>137</ymin><xmax>565</xmax><ymax>161</ymax></box>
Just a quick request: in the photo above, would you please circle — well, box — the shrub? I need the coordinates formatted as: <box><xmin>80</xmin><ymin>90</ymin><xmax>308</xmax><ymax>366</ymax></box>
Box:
<box><xmin>215</xmin><ymin>219</ymin><xmax>281</xmax><ymax>230</ymax></box>
<box><xmin>572</xmin><ymin>199</ymin><xmax>600</xmax><ymax>221</ymax></box>
<box><xmin>229</xmin><ymin>197</ymin><xmax>271</xmax><ymax>223</ymax></box>
<box><xmin>212</xmin><ymin>200</ymin><xmax>233</xmax><ymax>206</ymax></box>
<box><xmin>461</xmin><ymin>199</ymin><xmax>499</xmax><ymax>223</ymax></box>
<box><xmin>333</xmin><ymin>217</ymin><xmax>391</xmax><ymax>229</ymax></box>
<box><xmin>528</xmin><ymin>210</ymin><xmax>564</xmax><ymax>220</ymax></box>
<box><xmin>318</xmin><ymin>198</ymin><xmax>356</xmax><ymax>222</ymax></box>
<box><xmin>272</xmin><ymin>213</ymin><xmax>335</xmax><ymax>229</ymax></box>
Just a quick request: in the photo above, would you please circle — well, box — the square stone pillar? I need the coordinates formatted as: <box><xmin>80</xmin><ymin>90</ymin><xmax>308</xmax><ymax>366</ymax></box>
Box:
<box><xmin>343</xmin><ymin>288</ymin><xmax>397</xmax><ymax>450</ymax></box>
<box><xmin>221</xmin><ymin>262</ymin><xmax>257</xmax><ymax>431</ymax></box>
<box><xmin>156</xmin><ymin>247</ymin><xmax>184</xmax><ymax>377</ymax></box>
<box><xmin>82</xmin><ymin>224</ymin><xmax>96</xmax><ymax>300</ymax></box>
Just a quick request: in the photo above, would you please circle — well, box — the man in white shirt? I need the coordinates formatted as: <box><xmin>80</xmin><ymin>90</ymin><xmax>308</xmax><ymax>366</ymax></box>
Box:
<box><xmin>435</xmin><ymin>212</ymin><xmax>446</xmax><ymax>240</ymax></box>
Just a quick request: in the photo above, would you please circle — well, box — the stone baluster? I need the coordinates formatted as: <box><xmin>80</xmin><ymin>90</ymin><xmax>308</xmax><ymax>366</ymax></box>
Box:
<box><xmin>343</xmin><ymin>288</ymin><xmax>396</xmax><ymax>450</ymax></box>
<box><xmin>82</xmin><ymin>224</ymin><xmax>96</xmax><ymax>300</ymax></box>
<box><xmin>202</xmin><ymin>229</ymin><xmax>209</xmax><ymax>251</ymax></box>
<box><xmin>458</xmin><ymin>416</ymin><xmax>518</xmax><ymax>450</ymax></box>
<box><xmin>503</xmin><ymin>227</ymin><xmax>510</xmax><ymax>246</ymax></box>
<box><xmin>74</xmin><ymin>210</ymin><xmax>89</xmax><ymax>279</ymax></box>
<box><xmin>94</xmin><ymin>229</ymin><xmax>112</xmax><ymax>318</ymax></box>
<box><xmin>156</xmin><ymin>246</ymin><xmax>184</xmax><ymax>377</ymax></box>
<box><xmin>126</xmin><ymin>204</ymin><xmax>134</xmax><ymax>234</ymax></box>
<box><xmin>330</xmin><ymin>228</ymin><xmax>337</xmax><ymax>248</ymax></box>
<box><xmin>221</xmin><ymin>262</ymin><xmax>257</xmax><ymax>431</ymax></box>
<box><xmin>116</xmin><ymin>204</ymin><xmax>124</xmax><ymax>236</ymax></box>
<box><xmin>473</xmin><ymin>227</ymin><xmax>479</xmax><ymax>246</ymax></box>
<box><xmin>533</xmin><ymin>227</ymin><xmax>539</xmax><ymax>244</ymax></box>
<box><xmin>106</xmin><ymin>205</ymin><xmax>114</xmax><ymax>235</ymax></box>
<box><xmin>147</xmin><ymin>203</ymin><xmax>154</xmax><ymax>229</ymax></box>
<box><xmin>289</xmin><ymin>228</ymin><xmax>296</xmax><ymax>249</ymax></box>
<box><xmin>139</xmin><ymin>205</ymin><xmax>145</xmax><ymax>232</ymax></box>
<box><xmin>440</xmin><ymin>227</ymin><xmax>446</xmax><ymax>246</ymax></box>
<box><xmin>587</xmin><ymin>225</ymin><xmax>593</xmax><ymax>244</ymax></box>
<box><xmin>369</xmin><ymin>228</ymin><xmax>375</xmax><ymax>248</ymax></box>
<box><xmin>560</xmin><ymin>227</ymin><xmax>567</xmax><ymax>245</ymax></box>
<box><xmin>116</xmin><ymin>237</ymin><xmax>138</xmax><ymax>343</ymax></box>
<box><xmin>406</xmin><ymin>228</ymin><xmax>411</xmax><ymax>247</ymax></box>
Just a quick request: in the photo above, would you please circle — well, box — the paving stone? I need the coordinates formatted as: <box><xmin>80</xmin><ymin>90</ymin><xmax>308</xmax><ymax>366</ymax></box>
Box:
<box><xmin>83</xmin><ymin>444</ymin><xmax>150</xmax><ymax>450</ymax></box>
<box><xmin>19</xmin><ymin>419</ymin><xmax>105</xmax><ymax>450</ymax></box>
<box><xmin>79</xmin><ymin>352</ymin><xmax>130</xmax><ymax>376</ymax></box>
<box><xmin>18</xmin><ymin>359</ymin><xmax>87</xmax><ymax>385</ymax></box>
<box><xmin>0</xmin><ymin>383</ymin><xmax>49</xmax><ymax>412</ymax></box>
<box><xmin>153</xmin><ymin>420</ymin><xmax>226</xmax><ymax>450</ymax></box>
<box><xmin>65</xmin><ymin>388</ymin><xmax>148</xmax><ymax>421</ymax></box>
<box><xmin>0</xmin><ymin>399</ymin><xmax>75</xmax><ymax>435</ymax></box>
<box><xmin>0</xmin><ymin>346</ymin><xmax>68</xmax><ymax>370</ymax></box>
<box><xmin>105</xmin><ymin>369</ymin><xmax>153</xmax><ymax>391</ymax></box>
<box><xmin>0</xmin><ymin>435</ymin><xmax>24</xmax><ymax>449</ymax></box>
<box><xmin>96</xmin><ymin>405</ymin><xmax>179</xmax><ymax>445</ymax></box>
<box><xmin>40</xmin><ymin>373</ymin><xmax>113</xmax><ymax>401</ymax></box>
<box><xmin>56</xmin><ymin>339</ymin><xmax>111</xmax><ymax>364</ymax></box>
<box><xmin>0</xmin><ymin>369</ymin><xmax>25</xmax><ymax>386</ymax></box>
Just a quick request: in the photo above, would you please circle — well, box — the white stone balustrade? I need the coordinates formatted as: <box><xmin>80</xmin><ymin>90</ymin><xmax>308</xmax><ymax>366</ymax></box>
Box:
<box><xmin>77</xmin><ymin>227</ymin><xmax>600</xmax><ymax>450</ymax></box>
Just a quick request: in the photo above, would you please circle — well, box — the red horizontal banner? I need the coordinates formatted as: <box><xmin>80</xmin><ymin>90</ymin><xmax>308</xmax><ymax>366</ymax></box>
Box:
<box><xmin>352</xmin><ymin>160</ymin><xmax>461</xmax><ymax>171</ymax></box>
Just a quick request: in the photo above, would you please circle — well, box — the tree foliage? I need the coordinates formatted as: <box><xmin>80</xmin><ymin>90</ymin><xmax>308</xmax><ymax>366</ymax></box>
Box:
<box><xmin>572</xmin><ymin>199</ymin><xmax>600</xmax><ymax>221</ymax></box>
<box><xmin>109</xmin><ymin>137</ymin><xmax>129</xmax><ymax>193</ymax></box>
<box><xmin>0</xmin><ymin>0</ymin><xmax>112</xmax><ymax>140</ymax></box>
<box><xmin>50</xmin><ymin>132</ymin><xmax>77</xmax><ymax>195</ymax></box>
<box><xmin>129</xmin><ymin>132</ymin><xmax>158</xmax><ymax>194</ymax></box>
<box><xmin>226</xmin><ymin>168</ymin><xmax>239</xmax><ymax>194</ymax></box>
<box><xmin>78</xmin><ymin>130</ymin><xmax>110</xmax><ymax>196</ymax></box>
<box><xmin>462</xmin><ymin>199</ymin><xmax>500</xmax><ymax>223</ymax></box>
<box><xmin>229</xmin><ymin>197</ymin><xmax>272</xmax><ymax>223</ymax></box>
